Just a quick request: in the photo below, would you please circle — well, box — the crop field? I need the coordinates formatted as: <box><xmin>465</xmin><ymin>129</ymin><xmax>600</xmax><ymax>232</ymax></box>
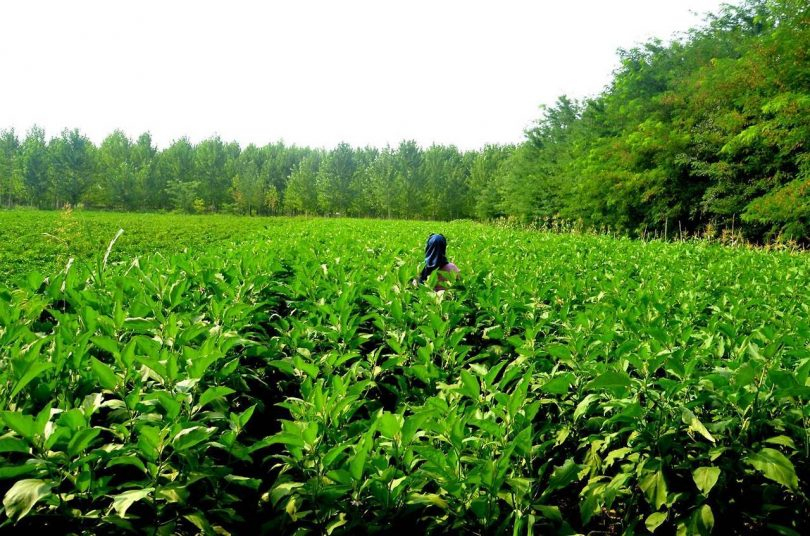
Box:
<box><xmin>0</xmin><ymin>212</ymin><xmax>808</xmax><ymax>534</ymax></box>
<box><xmin>0</xmin><ymin>210</ymin><xmax>276</xmax><ymax>287</ymax></box>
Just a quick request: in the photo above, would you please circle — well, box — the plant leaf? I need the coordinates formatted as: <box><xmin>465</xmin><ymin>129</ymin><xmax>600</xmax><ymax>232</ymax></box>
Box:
<box><xmin>91</xmin><ymin>357</ymin><xmax>119</xmax><ymax>390</ymax></box>
<box><xmin>3</xmin><ymin>479</ymin><xmax>52</xmax><ymax>521</ymax></box>
<box><xmin>682</xmin><ymin>408</ymin><xmax>715</xmax><ymax>443</ymax></box>
<box><xmin>746</xmin><ymin>448</ymin><xmax>798</xmax><ymax>491</ymax></box>
<box><xmin>692</xmin><ymin>466</ymin><xmax>720</xmax><ymax>496</ymax></box>
<box><xmin>111</xmin><ymin>488</ymin><xmax>154</xmax><ymax>518</ymax></box>
<box><xmin>646</xmin><ymin>511</ymin><xmax>668</xmax><ymax>533</ymax></box>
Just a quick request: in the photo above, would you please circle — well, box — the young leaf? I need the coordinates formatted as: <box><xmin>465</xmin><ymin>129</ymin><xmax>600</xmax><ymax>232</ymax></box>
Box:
<box><xmin>646</xmin><ymin>511</ymin><xmax>668</xmax><ymax>533</ymax></box>
<box><xmin>692</xmin><ymin>466</ymin><xmax>721</xmax><ymax>496</ymax></box>
<box><xmin>682</xmin><ymin>408</ymin><xmax>715</xmax><ymax>443</ymax></box>
<box><xmin>697</xmin><ymin>504</ymin><xmax>714</xmax><ymax>534</ymax></box>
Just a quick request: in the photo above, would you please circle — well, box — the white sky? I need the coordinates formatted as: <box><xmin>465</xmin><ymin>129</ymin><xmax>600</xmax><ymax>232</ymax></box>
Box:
<box><xmin>1</xmin><ymin>0</ymin><xmax>728</xmax><ymax>150</ymax></box>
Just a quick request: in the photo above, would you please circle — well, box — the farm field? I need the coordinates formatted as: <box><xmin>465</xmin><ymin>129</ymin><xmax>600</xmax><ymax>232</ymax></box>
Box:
<box><xmin>0</xmin><ymin>210</ymin><xmax>277</xmax><ymax>287</ymax></box>
<box><xmin>0</xmin><ymin>212</ymin><xmax>808</xmax><ymax>534</ymax></box>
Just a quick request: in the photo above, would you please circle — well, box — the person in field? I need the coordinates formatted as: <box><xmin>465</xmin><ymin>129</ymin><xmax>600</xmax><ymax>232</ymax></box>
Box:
<box><xmin>419</xmin><ymin>233</ymin><xmax>460</xmax><ymax>291</ymax></box>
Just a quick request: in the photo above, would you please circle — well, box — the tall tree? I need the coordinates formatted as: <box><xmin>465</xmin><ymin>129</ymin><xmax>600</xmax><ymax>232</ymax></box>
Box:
<box><xmin>20</xmin><ymin>126</ymin><xmax>50</xmax><ymax>208</ymax></box>
<box><xmin>0</xmin><ymin>129</ymin><xmax>22</xmax><ymax>208</ymax></box>
<box><xmin>393</xmin><ymin>140</ymin><xmax>424</xmax><ymax>218</ymax></box>
<box><xmin>285</xmin><ymin>154</ymin><xmax>320</xmax><ymax>215</ymax></box>
<box><xmin>132</xmin><ymin>133</ymin><xmax>158</xmax><ymax>209</ymax></box>
<box><xmin>95</xmin><ymin>130</ymin><xmax>133</xmax><ymax>209</ymax></box>
<box><xmin>316</xmin><ymin>143</ymin><xmax>357</xmax><ymax>215</ymax></box>
<box><xmin>48</xmin><ymin>129</ymin><xmax>95</xmax><ymax>208</ymax></box>
<box><xmin>195</xmin><ymin>136</ymin><xmax>231</xmax><ymax>211</ymax></box>
<box><xmin>232</xmin><ymin>144</ymin><xmax>265</xmax><ymax>215</ymax></box>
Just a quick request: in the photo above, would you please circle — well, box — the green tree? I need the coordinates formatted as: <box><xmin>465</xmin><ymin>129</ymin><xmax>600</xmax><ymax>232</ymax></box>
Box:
<box><xmin>49</xmin><ymin>129</ymin><xmax>95</xmax><ymax>208</ymax></box>
<box><xmin>195</xmin><ymin>136</ymin><xmax>231</xmax><ymax>210</ymax></box>
<box><xmin>316</xmin><ymin>143</ymin><xmax>356</xmax><ymax>215</ymax></box>
<box><xmin>0</xmin><ymin>129</ymin><xmax>23</xmax><ymax>208</ymax></box>
<box><xmin>20</xmin><ymin>126</ymin><xmax>50</xmax><ymax>208</ymax></box>
<box><xmin>95</xmin><ymin>130</ymin><xmax>133</xmax><ymax>209</ymax></box>
<box><xmin>232</xmin><ymin>144</ymin><xmax>265</xmax><ymax>215</ymax></box>
<box><xmin>285</xmin><ymin>155</ymin><xmax>320</xmax><ymax>215</ymax></box>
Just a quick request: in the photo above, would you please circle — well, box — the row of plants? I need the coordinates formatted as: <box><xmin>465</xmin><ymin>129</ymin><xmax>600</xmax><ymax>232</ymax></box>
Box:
<box><xmin>0</xmin><ymin>218</ymin><xmax>808</xmax><ymax>534</ymax></box>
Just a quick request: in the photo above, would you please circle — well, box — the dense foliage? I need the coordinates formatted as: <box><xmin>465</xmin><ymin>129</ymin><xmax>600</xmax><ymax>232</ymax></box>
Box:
<box><xmin>0</xmin><ymin>1</ymin><xmax>807</xmax><ymax>241</ymax></box>
<box><xmin>0</xmin><ymin>216</ymin><xmax>808</xmax><ymax>534</ymax></box>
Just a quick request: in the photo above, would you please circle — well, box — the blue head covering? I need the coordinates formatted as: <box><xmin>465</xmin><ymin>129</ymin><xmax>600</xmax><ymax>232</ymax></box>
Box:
<box><xmin>419</xmin><ymin>233</ymin><xmax>449</xmax><ymax>283</ymax></box>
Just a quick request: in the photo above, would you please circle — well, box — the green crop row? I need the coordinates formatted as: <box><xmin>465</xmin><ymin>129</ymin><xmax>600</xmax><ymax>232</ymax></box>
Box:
<box><xmin>0</xmin><ymin>217</ymin><xmax>808</xmax><ymax>534</ymax></box>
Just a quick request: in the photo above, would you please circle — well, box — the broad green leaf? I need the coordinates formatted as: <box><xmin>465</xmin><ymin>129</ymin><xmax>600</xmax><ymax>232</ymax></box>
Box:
<box><xmin>67</xmin><ymin>427</ymin><xmax>101</xmax><ymax>456</ymax></box>
<box><xmin>534</xmin><ymin>504</ymin><xmax>562</xmax><ymax>522</ymax></box>
<box><xmin>586</xmin><ymin>370</ymin><xmax>632</xmax><ymax>390</ymax></box>
<box><xmin>349</xmin><ymin>434</ymin><xmax>372</xmax><ymax>481</ymax></box>
<box><xmin>0</xmin><ymin>437</ymin><xmax>30</xmax><ymax>454</ymax></box>
<box><xmin>692</xmin><ymin>466</ymin><xmax>721</xmax><ymax>496</ymax></box>
<box><xmin>184</xmin><ymin>512</ymin><xmax>214</xmax><ymax>534</ymax></box>
<box><xmin>238</xmin><ymin>404</ymin><xmax>257</xmax><ymax>428</ymax></box>
<box><xmin>2</xmin><ymin>479</ymin><xmax>52</xmax><ymax>521</ymax></box>
<box><xmin>91</xmin><ymin>336</ymin><xmax>120</xmax><ymax>356</ymax></box>
<box><xmin>459</xmin><ymin>369</ymin><xmax>480</xmax><ymax>400</ymax></box>
<box><xmin>249</xmin><ymin>432</ymin><xmax>305</xmax><ymax>452</ymax></box>
<box><xmin>541</xmin><ymin>373</ymin><xmax>575</xmax><ymax>395</ymax></box>
<box><xmin>107</xmin><ymin>456</ymin><xmax>147</xmax><ymax>473</ymax></box>
<box><xmin>0</xmin><ymin>465</ymin><xmax>38</xmax><ymax>479</ymax></box>
<box><xmin>542</xmin><ymin>458</ymin><xmax>583</xmax><ymax>498</ymax></box>
<box><xmin>646</xmin><ymin>511</ymin><xmax>668</xmax><ymax>533</ymax></box>
<box><xmin>270</xmin><ymin>481</ymin><xmax>304</xmax><ymax>506</ymax></box>
<box><xmin>746</xmin><ymin>448</ymin><xmax>798</xmax><ymax>490</ymax></box>
<box><xmin>1</xmin><ymin>412</ymin><xmax>36</xmax><ymax>441</ymax></box>
<box><xmin>10</xmin><ymin>361</ymin><xmax>53</xmax><ymax>400</ymax></box>
<box><xmin>766</xmin><ymin>524</ymin><xmax>802</xmax><ymax>536</ymax></box>
<box><xmin>91</xmin><ymin>357</ymin><xmax>119</xmax><ymax>390</ymax></box>
<box><xmin>573</xmin><ymin>393</ymin><xmax>599</xmax><ymax>421</ymax></box>
<box><xmin>225</xmin><ymin>474</ymin><xmax>262</xmax><ymax>490</ymax></box>
<box><xmin>764</xmin><ymin>436</ymin><xmax>796</xmax><ymax>449</ymax></box>
<box><xmin>639</xmin><ymin>470</ymin><xmax>668</xmax><ymax>510</ymax></box>
<box><xmin>682</xmin><ymin>408</ymin><xmax>715</xmax><ymax>443</ymax></box>
<box><xmin>697</xmin><ymin>504</ymin><xmax>714</xmax><ymax>534</ymax></box>
<box><xmin>322</xmin><ymin>442</ymin><xmax>352</xmax><ymax>468</ymax></box>
<box><xmin>111</xmin><ymin>488</ymin><xmax>154</xmax><ymax>518</ymax></box>
<box><xmin>377</xmin><ymin>412</ymin><xmax>403</xmax><ymax>439</ymax></box>
<box><xmin>172</xmin><ymin>427</ymin><xmax>211</xmax><ymax>452</ymax></box>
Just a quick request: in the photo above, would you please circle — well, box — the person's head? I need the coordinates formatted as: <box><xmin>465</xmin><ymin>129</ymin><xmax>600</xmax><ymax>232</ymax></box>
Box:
<box><xmin>420</xmin><ymin>233</ymin><xmax>448</xmax><ymax>283</ymax></box>
<box><xmin>425</xmin><ymin>233</ymin><xmax>447</xmax><ymax>258</ymax></box>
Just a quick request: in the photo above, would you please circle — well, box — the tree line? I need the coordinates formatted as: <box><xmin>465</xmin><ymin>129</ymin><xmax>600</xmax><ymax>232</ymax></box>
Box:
<box><xmin>0</xmin><ymin>0</ymin><xmax>807</xmax><ymax>240</ymax></box>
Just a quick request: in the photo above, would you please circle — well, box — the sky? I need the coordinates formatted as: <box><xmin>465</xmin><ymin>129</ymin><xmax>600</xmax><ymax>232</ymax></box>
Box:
<box><xmin>0</xmin><ymin>0</ymin><xmax>729</xmax><ymax>151</ymax></box>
